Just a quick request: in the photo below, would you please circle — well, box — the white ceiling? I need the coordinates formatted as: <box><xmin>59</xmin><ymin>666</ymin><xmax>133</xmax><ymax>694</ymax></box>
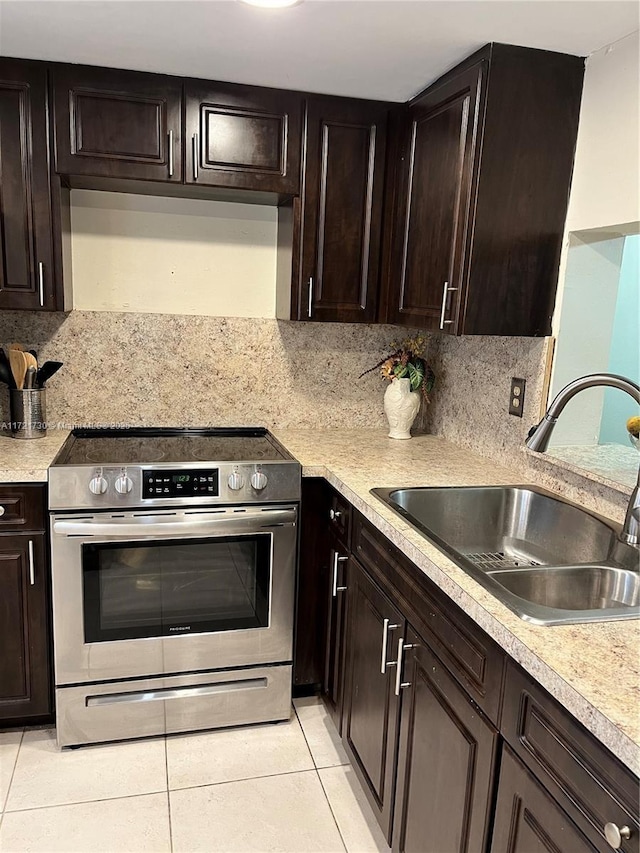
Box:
<box><xmin>0</xmin><ymin>0</ymin><xmax>638</xmax><ymax>101</ymax></box>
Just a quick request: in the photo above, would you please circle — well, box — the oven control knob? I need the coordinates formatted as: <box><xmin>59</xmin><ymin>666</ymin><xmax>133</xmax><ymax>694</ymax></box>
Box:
<box><xmin>115</xmin><ymin>475</ymin><xmax>133</xmax><ymax>495</ymax></box>
<box><xmin>89</xmin><ymin>476</ymin><xmax>108</xmax><ymax>495</ymax></box>
<box><xmin>228</xmin><ymin>472</ymin><xmax>245</xmax><ymax>491</ymax></box>
<box><xmin>251</xmin><ymin>471</ymin><xmax>268</xmax><ymax>491</ymax></box>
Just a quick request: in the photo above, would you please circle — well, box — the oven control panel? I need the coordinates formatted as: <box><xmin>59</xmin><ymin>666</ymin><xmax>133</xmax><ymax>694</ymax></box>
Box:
<box><xmin>142</xmin><ymin>469</ymin><xmax>219</xmax><ymax>499</ymax></box>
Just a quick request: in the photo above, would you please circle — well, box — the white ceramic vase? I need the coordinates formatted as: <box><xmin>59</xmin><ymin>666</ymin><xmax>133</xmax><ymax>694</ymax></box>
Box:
<box><xmin>384</xmin><ymin>377</ymin><xmax>421</xmax><ymax>439</ymax></box>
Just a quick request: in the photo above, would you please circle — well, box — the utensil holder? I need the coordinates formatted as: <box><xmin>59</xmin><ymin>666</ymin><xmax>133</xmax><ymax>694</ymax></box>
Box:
<box><xmin>10</xmin><ymin>389</ymin><xmax>47</xmax><ymax>439</ymax></box>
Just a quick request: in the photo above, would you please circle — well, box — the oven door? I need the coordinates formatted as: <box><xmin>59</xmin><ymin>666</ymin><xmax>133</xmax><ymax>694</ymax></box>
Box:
<box><xmin>50</xmin><ymin>505</ymin><xmax>297</xmax><ymax>685</ymax></box>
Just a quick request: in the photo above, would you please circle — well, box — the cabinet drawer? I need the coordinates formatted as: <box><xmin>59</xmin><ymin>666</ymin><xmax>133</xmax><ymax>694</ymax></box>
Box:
<box><xmin>502</xmin><ymin>661</ymin><xmax>639</xmax><ymax>852</ymax></box>
<box><xmin>328</xmin><ymin>490</ymin><xmax>351</xmax><ymax>548</ymax></box>
<box><xmin>352</xmin><ymin>511</ymin><xmax>505</xmax><ymax>723</ymax></box>
<box><xmin>0</xmin><ymin>485</ymin><xmax>45</xmax><ymax>532</ymax></box>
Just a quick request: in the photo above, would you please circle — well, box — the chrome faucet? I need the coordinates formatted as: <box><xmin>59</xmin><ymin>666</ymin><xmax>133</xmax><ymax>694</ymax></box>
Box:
<box><xmin>525</xmin><ymin>373</ymin><xmax>640</xmax><ymax>547</ymax></box>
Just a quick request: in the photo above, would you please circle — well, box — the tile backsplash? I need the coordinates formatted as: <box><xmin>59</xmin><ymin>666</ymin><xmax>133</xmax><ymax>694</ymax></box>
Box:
<box><xmin>0</xmin><ymin>310</ymin><xmax>630</xmax><ymax>522</ymax></box>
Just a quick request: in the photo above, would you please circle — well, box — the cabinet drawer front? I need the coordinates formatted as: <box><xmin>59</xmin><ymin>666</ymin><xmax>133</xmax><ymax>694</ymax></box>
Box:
<box><xmin>328</xmin><ymin>490</ymin><xmax>352</xmax><ymax>548</ymax></box>
<box><xmin>502</xmin><ymin>662</ymin><xmax>639</xmax><ymax>852</ymax></box>
<box><xmin>0</xmin><ymin>485</ymin><xmax>45</xmax><ymax>531</ymax></box>
<box><xmin>352</xmin><ymin>511</ymin><xmax>504</xmax><ymax>723</ymax></box>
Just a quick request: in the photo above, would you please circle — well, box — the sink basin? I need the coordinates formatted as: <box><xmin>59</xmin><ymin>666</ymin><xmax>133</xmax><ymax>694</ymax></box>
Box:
<box><xmin>372</xmin><ymin>486</ymin><xmax>640</xmax><ymax>625</ymax></box>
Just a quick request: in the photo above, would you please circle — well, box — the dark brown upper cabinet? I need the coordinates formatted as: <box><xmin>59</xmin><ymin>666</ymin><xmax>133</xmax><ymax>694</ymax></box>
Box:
<box><xmin>293</xmin><ymin>96</ymin><xmax>389</xmax><ymax>323</ymax></box>
<box><xmin>0</xmin><ymin>59</ymin><xmax>61</xmax><ymax>311</ymax></box>
<box><xmin>382</xmin><ymin>43</ymin><xmax>584</xmax><ymax>336</ymax></box>
<box><xmin>52</xmin><ymin>65</ymin><xmax>183</xmax><ymax>183</ymax></box>
<box><xmin>184</xmin><ymin>81</ymin><xmax>302</xmax><ymax>194</ymax></box>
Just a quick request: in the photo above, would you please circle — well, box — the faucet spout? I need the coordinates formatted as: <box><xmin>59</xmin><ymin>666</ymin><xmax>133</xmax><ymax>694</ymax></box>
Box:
<box><xmin>525</xmin><ymin>372</ymin><xmax>640</xmax><ymax>547</ymax></box>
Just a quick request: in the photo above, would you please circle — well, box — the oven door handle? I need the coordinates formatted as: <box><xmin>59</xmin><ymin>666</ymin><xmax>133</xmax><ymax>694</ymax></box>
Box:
<box><xmin>53</xmin><ymin>508</ymin><xmax>297</xmax><ymax>539</ymax></box>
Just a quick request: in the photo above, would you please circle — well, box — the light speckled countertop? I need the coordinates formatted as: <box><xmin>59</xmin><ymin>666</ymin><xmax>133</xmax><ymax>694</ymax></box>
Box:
<box><xmin>0</xmin><ymin>429</ymin><xmax>70</xmax><ymax>482</ymax></box>
<box><xmin>539</xmin><ymin>443</ymin><xmax>638</xmax><ymax>493</ymax></box>
<box><xmin>1</xmin><ymin>426</ymin><xmax>638</xmax><ymax>776</ymax></box>
<box><xmin>272</xmin><ymin>429</ymin><xmax>640</xmax><ymax>777</ymax></box>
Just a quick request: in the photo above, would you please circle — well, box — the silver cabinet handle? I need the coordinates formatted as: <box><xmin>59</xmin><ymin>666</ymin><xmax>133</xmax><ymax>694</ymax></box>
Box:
<box><xmin>0</xmin><ymin>505</ymin><xmax>5</xmax><ymax>517</ymax></box>
<box><xmin>38</xmin><ymin>262</ymin><xmax>45</xmax><ymax>307</ymax></box>
<box><xmin>604</xmin><ymin>823</ymin><xmax>631</xmax><ymax>849</ymax></box>
<box><xmin>380</xmin><ymin>618</ymin><xmax>399</xmax><ymax>674</ymax></box>
<box><xmin>308</xmin><ymin>277</ymin><xmax>313</xmax><ymax>318</ymax></box>
<box><xmin>394</xmin><ymin>638</ymin><xmax>413</xmax><ymax>695</ymax></box>
<box><xmin>329</xmin><ymin>508</ymin><xmax>342</xmax><ymax>521</ymax></box>
<box><xmin>192</xmin><ymin>133</ymin><xmax>199</xmax><ymax>181</ymax></box>
<box><xmin>331</xmin><ymin>551</ymin><xmax>348</xmax><ymax>596</ymax></box>
<box><xmin>28</xmin><ymin>539</ymin><xmax>35</xmax><ymax>585</ymax></box>
<box><xmin>168</xmin><ymin>130</ymin><xmax>174</xmax><ymax>177</ymax></box>
<box><xmin>439</xmin><ymin>280</ymin><xmax>458</xmax><ymax>330</ymax></box>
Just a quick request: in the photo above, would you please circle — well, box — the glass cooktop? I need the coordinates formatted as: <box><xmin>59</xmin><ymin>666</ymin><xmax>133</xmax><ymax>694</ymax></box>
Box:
<box><xmin>55</xmin><ymin>428</ymin><xmax>291</xmax><ymax>466</ymax></box>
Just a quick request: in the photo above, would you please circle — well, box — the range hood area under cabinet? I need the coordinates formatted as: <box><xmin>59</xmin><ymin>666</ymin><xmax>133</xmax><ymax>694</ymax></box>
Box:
<box><xmin>0</xmin><ymin>44</ymin><xmax>584</xmax><ymax>336</ymax></box>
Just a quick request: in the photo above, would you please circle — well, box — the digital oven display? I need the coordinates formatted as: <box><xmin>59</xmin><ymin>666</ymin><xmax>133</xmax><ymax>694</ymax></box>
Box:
<box><xmin>142</xmin><ymin>469</ymin><xmax>219</xmax><ymax>499</ymax></box>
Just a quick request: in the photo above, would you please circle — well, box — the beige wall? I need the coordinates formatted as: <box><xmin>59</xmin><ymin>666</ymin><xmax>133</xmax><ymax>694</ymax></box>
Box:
<box><xmin>70</xmin><ymin>190</ymin><xmax>278</xmax><ymax>318</ymax></box>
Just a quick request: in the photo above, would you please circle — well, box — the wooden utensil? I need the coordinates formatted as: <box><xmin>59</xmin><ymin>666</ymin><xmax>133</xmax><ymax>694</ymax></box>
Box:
<box><xmin>23</xmin><ymin>351</ymin><xmax>38</xmax><ymax>373</ymax></box>
<box><xmin>9</xmin><ymin>349</ymin><xmax>28</xmax><ymax>389</ymax></box>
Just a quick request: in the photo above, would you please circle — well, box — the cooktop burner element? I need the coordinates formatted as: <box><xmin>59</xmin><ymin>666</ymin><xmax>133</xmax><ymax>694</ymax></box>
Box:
<box><xmin>49</xmin><ymin>427</ymin><xmax>300</xmax><ymax>511</ymax></box>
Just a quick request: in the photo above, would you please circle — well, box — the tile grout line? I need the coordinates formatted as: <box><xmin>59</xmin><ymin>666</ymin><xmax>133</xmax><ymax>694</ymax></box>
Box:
<box><xmin>164</xmin><ymin>736</ymin><xmax>174</xmax><ymax>853</ymax></box>
<box><xmin>315</xmin><ymin>768</ymin><xmax>348</xmax><ymax>853</ymax></box>
<box><xmin>3</xmin><ymin>787</ymin><xmax>169</xmax><ymax>815</ymax></box>
<box><xmin>292</xmin><ymin>701</ymin><xmax>319</xmax><ymax>769</ymax></box>
<box><xmin>1</xmin><ymin>728</ymin><xmax>25</xmax><ymax>815</ymax></box>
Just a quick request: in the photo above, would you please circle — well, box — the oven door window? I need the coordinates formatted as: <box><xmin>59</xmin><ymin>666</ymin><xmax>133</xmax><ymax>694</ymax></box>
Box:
<box><xmin>82</xmin><ymin>534</ymin><xmax>271</xmax><ymax>642</ymax></box>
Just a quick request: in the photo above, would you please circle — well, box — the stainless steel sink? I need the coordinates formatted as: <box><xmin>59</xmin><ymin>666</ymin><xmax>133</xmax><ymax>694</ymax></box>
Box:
<box><xmin>371</xmin><ymin>486</ymin><xmax>640</xmax><ymax>625</ymax></box>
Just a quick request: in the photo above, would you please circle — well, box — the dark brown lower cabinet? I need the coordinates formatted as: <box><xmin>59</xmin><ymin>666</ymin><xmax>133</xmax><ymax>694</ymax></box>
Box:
<box><xmin>491</xmin><ymin>747</ymin><xmax>598</xmax><ymax>853</ymax></box>
<box><xmin>393</xmin><ymin>628</ymin><xmax>499</xmax><ymax>853</ymax></box>
<box><xmin>342</xmin><ymin>558</ymin><xmax>405</xmax><ymax>840</ymax></box>
<box><xmin>0</xmin><ymin>533</ymin><xmax>51</xmax><ymax>721</ymax></box>
<box><xmin>322</xmin><ymin>540</ymin><xmax>349</xmax><ymax>727</ymax></box>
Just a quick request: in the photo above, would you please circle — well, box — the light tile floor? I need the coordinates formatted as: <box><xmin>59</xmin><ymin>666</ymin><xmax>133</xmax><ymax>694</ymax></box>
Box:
<box><xmin>0</xmin><ymin>698</ymin><xmax>390</xmax><ymax>853</ymax></box>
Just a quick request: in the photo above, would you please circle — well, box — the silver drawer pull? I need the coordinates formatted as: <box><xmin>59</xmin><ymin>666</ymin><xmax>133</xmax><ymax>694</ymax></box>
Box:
<box><xmin>87</xmin><ymin>677</ymin><xmax>268</xmax><ymax>707</ymax></box>
<box><xmin>332</xmin><ymin>551</ymin><xmax>348</xmax><ymax>596</ymax></box>
<box><xmin>192</xmin><ymin>133</ymin><xmax>199</xmax><ymax>181</ymax></box>
<box><xmin>0</xmin><ymin>506</ymin><xmax>5</xmax><ymax>517</ymax></box>
<box><xmin>439</xmin><ymin>280</ymin><xmax>458</xmax><ymax>330</ymax></box>
<box><xmin>329</xmin><ymin>508</ymin><xmax>341</xmax><ymax>521</ymax></box>
<box><xmin>168</xmin><ymin>130</ymin><xmax>174</xmax><ymax>177</ymax></box>
<box><xmin>308</xmin><ymin>277</ymin><xmax>313</xmax><ymax>318</ymax></box>
<box><xmin>38</xmin><ymin>262</ymin><xmax>45</xmax><ymax>307</ymax></box>
<box><xmin>380</xmin><ymin>618</ymin><xmax>399</xmax><ymax>674</ymax></box>
<box><xmin>28</xmin><ymin>539</ymin><xmax>35</xmax><ymax>585</ymax></box>
<box><xmin>604</xmin><ymin>823</ymin><xmax>631</xmax><ymax>849</ymax></box>
<box><xmin>394</xmin><ymin>638</ymin><xmax>414</xmax><ymax>695</ymax></box>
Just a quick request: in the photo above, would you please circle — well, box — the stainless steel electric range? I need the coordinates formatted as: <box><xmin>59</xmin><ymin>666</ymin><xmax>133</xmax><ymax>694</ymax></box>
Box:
<box><xmin>48</xmin><ymin>428</ymin><xmax>300</xmax><ymax>748</ymax></box>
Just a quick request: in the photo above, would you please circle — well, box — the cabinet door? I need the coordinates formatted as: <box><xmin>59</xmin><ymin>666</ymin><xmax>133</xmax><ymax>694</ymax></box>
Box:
<box><xmin>491</xmin><ymin>747</ymin><xmax>598</xmax><ymax>853</ymax></box>
<box><xmin>185</xmin><ymin>81</ymin><xmax>302</xmax><ymax>194</ymax></box>
<box><xmin>53</xmin><ymin>65</ymin><xmax>182</xmax><ymax>182</ymax></box>
<box><xmin>0</xmin><ymin>59</ymin><xmax>57</xmax><ymax>310</ymax></box>
<box><xmin>387</xmin><ymin>62</ymin><xmax>485</xmax><ymax>331</ymax></box>
<box><xmin>393</xmin><ymin>629</ymin><xmax>499</xmax><ymax>853</ymax></box>
<box><xmin>342</xmin><ymin>558</ymin><xmax>405</xmax><ymax>841</ymax></box>
<box><xmin>0</xmin><ymin>534</ymin><xmax>51</xmax><ymax>721</ymax></box>
<box><xmin>323</xmin><ymin>541</ymin><xmax>350</xmax><ymax>729</ymax></box>
<box><xmin>300</xmin><ymin>97</ymin><xmax>388</xmax><ymax>322</ymax></box>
